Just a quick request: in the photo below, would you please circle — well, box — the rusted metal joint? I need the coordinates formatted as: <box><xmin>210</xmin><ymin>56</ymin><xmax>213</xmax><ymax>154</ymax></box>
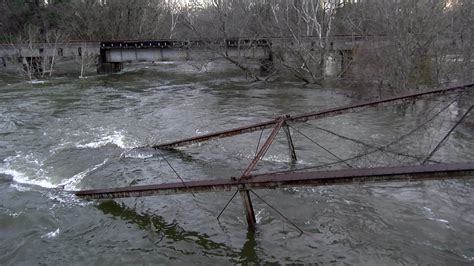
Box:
<box><xmin>276</xmin><ymin>114</ymin><xmax>291</xmax><ymax>122</ymax></box>
<box><xmin>238</xmin><ymin>184</ymin><xmax>247</xmax><ymax>190</ymax></box>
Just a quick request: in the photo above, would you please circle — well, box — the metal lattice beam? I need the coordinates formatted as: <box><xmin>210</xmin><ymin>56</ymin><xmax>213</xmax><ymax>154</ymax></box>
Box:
<box><xmin>75</xmin><ymin>162</ymin><xmax>474</xmax><ymax>200</ymax></box>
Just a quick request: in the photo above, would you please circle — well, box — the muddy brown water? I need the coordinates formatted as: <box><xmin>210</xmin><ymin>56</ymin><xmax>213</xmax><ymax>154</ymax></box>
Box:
<box><xmin>1</xmin><ymin>63</ymin><xmax>473</xmax><ymax>264</ymax></box>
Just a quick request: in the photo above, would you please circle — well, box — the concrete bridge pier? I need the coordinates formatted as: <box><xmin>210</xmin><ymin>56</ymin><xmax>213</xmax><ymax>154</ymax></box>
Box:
<box><xmin>324</xmin><ymin>51</ymin><xmax>340</xmax><ymax>77</ymax></box>
<box><xmin>97</xmin><ymin>61</ymin><xmax>123</xmax><ymax>73</ymax></box>
<box><xmin>260</xmin><ymin>50</ymin><xmax>274</xmax><ymax>76</ymax></box>
<box><xmin>339</xmin><ymin>50</ymin><xmax>353</xmax><ymax>77</ymax></box>
<box><xmin>324</xmin><ymin>50</ymin><xmax>354</xmax><ymax>78</ymax></box>
<box><xmin>97</xmin><ymin>49</ymin><xmax>123</xmax><ymax>74</ymax></box>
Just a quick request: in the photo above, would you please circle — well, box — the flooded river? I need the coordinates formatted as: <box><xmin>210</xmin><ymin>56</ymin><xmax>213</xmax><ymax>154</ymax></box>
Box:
<box><xmin>1</xmin><ymin>63</ymin><xmax>473</xmax><ymax>264</ymax></box>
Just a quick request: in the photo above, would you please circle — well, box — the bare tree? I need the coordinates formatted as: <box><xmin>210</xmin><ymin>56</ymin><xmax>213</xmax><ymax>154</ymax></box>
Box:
<box><xmin>255</xmin><ymin>0</ymin><xmax>338</xmax><ymax>84</ymax></box>
<box><xmin>2</xmin><ymin>0</ymin><xmax>471</xmax><ymax>87</ymax></box>
<box><xmin>12</xmin><ymin>25</ymin><xmax>42</xmax><ymax>80</ymax></box>
<box><xmin>180</xmin><ymin>0</ymin><xmax>265</xmax><ymax>81</ymax></box>
<box><xmin>449</xmin><ymin>0</ymin><xmax>473</xmax><ymax>84</ymax></box>
<box><xmin>166</xmin><ymin>0</ymin><xmax>182</xmax><ymax>39</ymax></box>
<box><xmin>72</xmin><ymin>45</ymin><xmax>97</xmax><ymax>78</ymax></box>
<box><xmin>346</xmin><ymin>0</ymin><xmax>471</xmax><ymax>93</ymax></box>
<box><xmin>43</xmin><ymin>29</ymin><xmax>64</xmax><ymax>78</ymax></box>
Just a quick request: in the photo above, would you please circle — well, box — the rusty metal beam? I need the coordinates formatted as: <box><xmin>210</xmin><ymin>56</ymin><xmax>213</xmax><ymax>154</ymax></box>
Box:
<box><xmin>283</xmin><ymin>123</ymin><xmax>297</xmax><ymax>162</ymax></box>
<box><xmin>288</xmin><ymin>84</ymin><xmax>472</xmax><ymax>123</ymax></box>
<box><xmin>241</xmin><ymin>118</ymin><xmax>285</xmax><ymax>178</ymax></box>
<box><xmin>75</xmin><ymin>162</ymin><xmax>474</xmax><ymax>200</ymax></box>
<box><xmin>239</xmin><ymin>189</ymin><xmax>256</xmax><ymax>227</ymax></box>
<box><xmin>153</xmin><ymin>120</ymin><xmax>277</xmax><ymax>149</ymax></box>
<box><xmin>152</xmin><ymin>84</ymin><xmax>472</xmax><ymax>149</ymax></box>
<box><xmin>238</xmin><ymin>118</ymin><xmax>284</xmax><ymax>227</ymax></box>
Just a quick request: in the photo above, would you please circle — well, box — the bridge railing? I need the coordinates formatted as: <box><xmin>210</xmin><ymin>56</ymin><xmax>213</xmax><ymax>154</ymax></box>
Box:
<box><xmin>100</xmin><ymin>38</ymin><xmax>271</xmax><ymax>50</ymax></box>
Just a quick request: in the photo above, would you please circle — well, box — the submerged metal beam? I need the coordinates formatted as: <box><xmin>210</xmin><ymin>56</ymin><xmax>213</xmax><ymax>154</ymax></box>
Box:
<box><xmin>238</xmin><ymin>118</ymin><xmax>284</xmax><ymax>227</ymax></box>
<box><xmin>288</xmin><ymin>84</ymin><xmax>472</xmax><ymax>123</ymax></box>
<box><xmin>153</xmin><ymin>119</ymin><xmax>278</xmax><ymax>149</ymax></box>
<box><xmin>152</xmin><ymin>84</ymin><xmax>472</xmax><ymax>149</ymax></box>
<box><xmin>239</xmin><ymin>189</ymin><xmax>256</xmax><ymax>227</ymax></box>
<box><xmin>75</xmin><ymin>162</ymin><xmax>474</xmax><ymax>200</ymax></box>
<box><xmin>283</xmin><ymin>123</ymin><xmax>297</xmax><ymax>162</ymax></box>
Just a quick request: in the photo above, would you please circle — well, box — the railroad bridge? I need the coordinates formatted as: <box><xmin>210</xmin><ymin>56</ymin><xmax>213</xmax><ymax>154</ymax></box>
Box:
<box><xmin>0</xmin><ymin>36</ymin><xmax>375</xmax><ymax>75</ymax></box>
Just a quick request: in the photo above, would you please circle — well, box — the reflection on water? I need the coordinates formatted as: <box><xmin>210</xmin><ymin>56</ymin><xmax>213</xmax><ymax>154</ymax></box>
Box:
<box><xmin>97</xmin><ymin>200</ymin><xmax>270</xmax><ymax>264</ymax></box>
<box><xmin>97</xmin><ymin>201</ymin><xmax>237</xmax><ymax>257</ymax></box>
<box><xmin>0</xmin><ymin>63</ymin><xmax>473</xmax><ymax>264</ymax></box>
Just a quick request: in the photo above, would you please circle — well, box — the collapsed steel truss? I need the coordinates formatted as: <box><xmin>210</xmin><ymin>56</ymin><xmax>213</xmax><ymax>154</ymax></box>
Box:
<box><xmin>75</xmin><ymin>83</ymin><xmax>474</xmax><ymax>228</ymax></box>
<box><xmin>76</xmin><ymin>163</ymin><xmax>474</xmax><ymax>199</ymax></box>
<box><xmin>153</xmin><ymin>84</ymin><xmax>471</xmax><ymax>149</ymax></box>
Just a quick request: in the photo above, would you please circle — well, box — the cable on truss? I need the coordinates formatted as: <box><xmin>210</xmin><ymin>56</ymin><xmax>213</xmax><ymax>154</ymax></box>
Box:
<box><xmin>157</xmin><ymin>150</ymin><xmax>196</xmax><ymax>197</ymax></box>
<box><xmin>422</xmin><ymin>105</ymin><xmax>473</xmax><ymax>164</ymax></box>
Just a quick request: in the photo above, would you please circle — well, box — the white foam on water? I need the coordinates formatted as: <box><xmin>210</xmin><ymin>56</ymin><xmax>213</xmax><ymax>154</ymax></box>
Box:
<box><xmin>120</xmin><ymin>146</ymin><xmax>160</xmax><ymax>160</ymax></box>
<box><xmin>429</xmin><ymin>218</ymin><xmax>449</xmax><ymax>224</ymax></box>
<box><xmin>462</xmin><ymin>255</ymin><xmax>474</xmax><ymax>262</ymax></box>
<box><xmin>2</xmin><ymin>151</ymin><xmax>107</xmax><ymax>207</ymax></box>
<box><xmin>3</xmin><ymin>166</ymin><xmax>96</xmax><ymax>206</ymax></box>
<box><xmin>27</xmin><ymin>80</ymin><xmax>46</xmax><ymax>84</ymax></box>
<box><xmin>3</xmin><ymin>209</ymin><xmax>24</xmax><ymax>218</ymax></box>
<box><xmin>237</xmin><ymin>153</ymin><xmax>310</xmax><ymax>165</ymax></box>
<box><xmin>59</xmin><ymin>158</ymin><xmax>109</xmax><ymax>191</ymax></box>
<box><xmin>129</xmin><ymin>153</ymin><xmax>153</xmax><ymax>159</ymax></box>
<box><xmin>2</xmin><ymin>152</ymin><xmax>62</xmax><ymax>191</ymax></box>
<box><xmin>344</xmin><ymin>199</ymin><xmax>354</xmax><ymax>205</ymax></box>
<box><xmin>370</xmin><ymin>133</ymin><xmax>384</xmax><ymax>139</ymax></box>
<box><xmin>76</xmin><ymin>130</ymin><xmax>135</xmax><ymax>149</ymax></box>
<box><xmin>1</xmin><ymin>168</ymin><xmax>56</xmax><ymax>189</ymax></box>
<box><xmin>121</xmin><ymin>150</ymin><xmax>154</xmax><ymax>159</ymax></box>
<box><xmin>10</xmin><ymin>183</ymin><xmax>32</xmax><ymax>192</ymax></box>
<box><xmin>154</xmin><ymin>61</ymin><xmax>177</xmax><ymax>65</ymax></box>
<box><xmin>41</xmin><ymin>228</ymin><xmax>60</xmax><ymax>239</ymax></box>
<box><xmin>44</xmin><ymin>189</ymin><xmax>91</xmax><ymax>206</ymax></box>
<box><xmin>423</xmin><ymin>206</ymin><xmax>434</xmax><ymax>216</ymax></box>
<box><xmin>195</xmin><ymin>128</ymin><xmax>209</xmax><ymax>135</ymax></box>
<box><xmin>255</xmin><ymin>209</ymin><xmax>265</xmax><ymax>224</ymax></box>
<box><xmin>423</xmin><ymin>206</ymin><xmax>450</xmax><ymax>225</ymax></box>
<box><xmin>49</xmin><ymin>140</ymin><xmax>74</xmax><ymax>154</ymax></box>
<box><xmin>263</xmin><ymin>154</ymin><xmax>293</xmax><ymax>163</ymax></box>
